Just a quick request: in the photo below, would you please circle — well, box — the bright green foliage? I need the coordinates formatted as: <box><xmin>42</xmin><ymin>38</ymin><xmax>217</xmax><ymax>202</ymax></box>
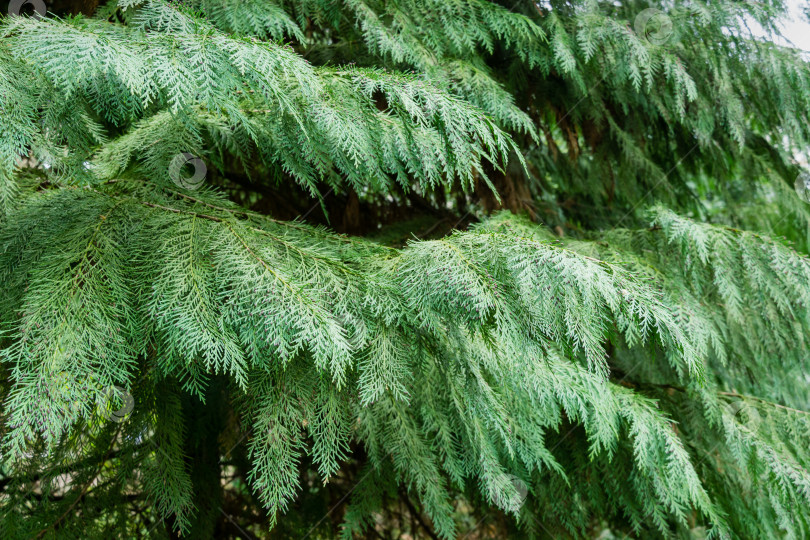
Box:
<box><xmin>0</xmin><ymin>0</ymin><xmax>809</xmax><ymax>538</ymax></box>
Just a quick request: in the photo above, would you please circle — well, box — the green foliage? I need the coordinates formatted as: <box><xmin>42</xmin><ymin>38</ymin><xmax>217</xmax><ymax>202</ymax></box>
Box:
<box><xmin>0</xmin><ymin>0</ymin><xmax>809</xmax><ymax>538</ymax></box>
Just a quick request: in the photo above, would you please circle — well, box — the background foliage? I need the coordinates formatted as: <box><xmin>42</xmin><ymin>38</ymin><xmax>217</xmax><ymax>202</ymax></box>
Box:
<box><xmin>1</xmin><ymin>0</ymin><xmax>810</xmax><ymax>538</ymax></box>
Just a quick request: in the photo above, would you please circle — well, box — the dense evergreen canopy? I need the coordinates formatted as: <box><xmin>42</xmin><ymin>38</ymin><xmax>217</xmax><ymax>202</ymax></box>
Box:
<box><xmin>1</xmin><ymin>0</ymin><xmax>809</xmax><ymax>538</ymax></box>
